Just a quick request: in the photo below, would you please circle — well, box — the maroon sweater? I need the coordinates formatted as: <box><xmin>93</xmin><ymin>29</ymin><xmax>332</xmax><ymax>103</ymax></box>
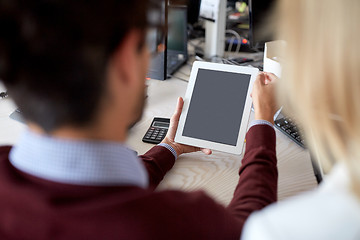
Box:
<box><xmin>0</xmin><ymin>125</ymin><xmax>277</xmax><ymax>240</ymax></box>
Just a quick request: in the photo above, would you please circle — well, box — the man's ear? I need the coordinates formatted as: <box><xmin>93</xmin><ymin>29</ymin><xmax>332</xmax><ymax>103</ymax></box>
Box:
<box><xmin>108</xmin><ymin>30</ymin><xmax>143</xmax><ymax>87</ymax></box>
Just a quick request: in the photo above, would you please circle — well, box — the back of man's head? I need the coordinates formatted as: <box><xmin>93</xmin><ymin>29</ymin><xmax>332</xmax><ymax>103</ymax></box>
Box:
<box><xmin>0</xmin><ymin>0</ymin><xmax>150</xmax><ymax>132</ymax></box>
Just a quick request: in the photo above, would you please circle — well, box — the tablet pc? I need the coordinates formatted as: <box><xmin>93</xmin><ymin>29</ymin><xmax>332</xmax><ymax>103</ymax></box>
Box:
<box><xmin>174</xmin><ymin>61</ymin><xmax>258</xmax><ymax>155</ymax></box>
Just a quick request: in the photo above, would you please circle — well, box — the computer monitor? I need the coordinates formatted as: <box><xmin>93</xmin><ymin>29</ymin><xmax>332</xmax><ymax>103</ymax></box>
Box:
<box><xmin>169</xmin><ymin>0</ymin><xmax>201</xmax><ymax>24</ymax></box>
<box><xmin>167</xmin><ymin>6</ymin><xmax>187</xmax><ymax>53</ymax></box>
<box><xmin>146</xmin><ymin>0</ymin><xmax>167</xmax><ymax>80</ymax></box>
<box><xmin>147</xmin><ymin>2</ymin><xmax>189</xmax><ymax>80</ymax></box>
<box><xmin>167</xmin><ymin>5</ymin><xmax>188</xmax><ymax>75</ymax></box>
<box><xmin>249</xmin><ymin>0</ymin><xmax>276</xmax><ymax>49</ymax></box>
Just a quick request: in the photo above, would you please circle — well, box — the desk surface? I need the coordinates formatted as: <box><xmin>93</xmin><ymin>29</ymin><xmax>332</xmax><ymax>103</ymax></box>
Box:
<box><xmin>0</xmin><ymin>71</ymin><xmax>318</xmax><ymax>206</ymax></box>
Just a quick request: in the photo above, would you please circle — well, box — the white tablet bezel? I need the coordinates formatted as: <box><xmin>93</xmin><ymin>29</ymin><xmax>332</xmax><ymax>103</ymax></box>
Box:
<box><xmin>174</xmin><ymin>61</ymin><xmax>258</xmax><ymax>155</ymax></box>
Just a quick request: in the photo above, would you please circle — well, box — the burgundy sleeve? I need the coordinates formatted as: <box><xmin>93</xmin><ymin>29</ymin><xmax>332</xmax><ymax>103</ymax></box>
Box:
<box><xmin>139</xmin><ymin>146</ymin><xmax>176</xmax><ymax>189</ymax></box>
<box><xmin>227</xmin><ymin>125</ymin><xmax>278</xmax><ymax>233</ymax></box>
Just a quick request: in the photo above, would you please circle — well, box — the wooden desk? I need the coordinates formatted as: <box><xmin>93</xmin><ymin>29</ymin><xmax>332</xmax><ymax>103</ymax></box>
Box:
<box><xmin>0</xmin><ymin>77</ymin><xmax>317</xmax><ymax>207</ymax></box>
<box><xmin>127</xmin><ymin>78</ymin><xmax>317</xmax><ymax>205</ymax></box>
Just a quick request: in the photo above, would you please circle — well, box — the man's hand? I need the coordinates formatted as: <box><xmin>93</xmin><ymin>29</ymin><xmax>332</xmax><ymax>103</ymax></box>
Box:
<box><xmin>161</xmin><ymin>97</ymin><xmax>212</xmax><ymax>157</ymax></box>
<box><xmin>251</xmin><ymin>72</ymin><xmax>278</xmax><ymax>124</ymax></box>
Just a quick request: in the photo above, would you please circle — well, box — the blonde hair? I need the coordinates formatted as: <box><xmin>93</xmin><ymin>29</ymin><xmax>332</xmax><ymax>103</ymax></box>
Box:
<box><xmin>276</xmin><ymin>0</ymin><xmax>360</xmax><ymax>198</ymax></box>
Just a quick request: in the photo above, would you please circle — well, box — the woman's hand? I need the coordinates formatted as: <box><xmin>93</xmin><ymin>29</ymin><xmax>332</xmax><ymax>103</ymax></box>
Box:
<box><xmin>251</xmin><ymin>72</ymin><xmax>278</xmax><ymax>124</ymax></box>
<box><xmin>161</xmin><ymin>97</ymin><xmax>212</xmax><ymax>157</ymax></box>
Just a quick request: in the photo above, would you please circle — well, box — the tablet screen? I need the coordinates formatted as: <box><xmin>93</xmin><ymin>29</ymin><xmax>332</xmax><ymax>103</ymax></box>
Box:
<box><xmin>182</xmin><ymin>69</ymin><xmax>251</xmax><ymax>146</ymax></box>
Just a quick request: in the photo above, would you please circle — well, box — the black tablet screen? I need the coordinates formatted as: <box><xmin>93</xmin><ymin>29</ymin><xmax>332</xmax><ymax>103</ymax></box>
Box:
<box><xmin>182</xmin><ymin>69</ymin><xmax>251</xmax><ymax>146</ymax></box>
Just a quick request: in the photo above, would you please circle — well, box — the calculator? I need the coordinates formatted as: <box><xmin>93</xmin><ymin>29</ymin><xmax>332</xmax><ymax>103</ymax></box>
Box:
<box><xmin>142</xmin><ymin>117</ymin><xmax>170</xmax><ymax>144</ymax></box>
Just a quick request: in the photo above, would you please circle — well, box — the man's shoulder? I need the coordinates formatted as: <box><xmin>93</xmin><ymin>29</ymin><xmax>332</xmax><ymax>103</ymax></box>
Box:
<box><xmin>0</xmin><ymin>145</ymin><xmax>12</xmax><ymax>152</ymax></box>
<box><xmin>149</xmin><ymin>189</ymin><xmax>238</xmax><ymax>224</ymax></box>
<box><xmin>149</xmin><ymin>189</ymin><xmax>220</xmax><ymax>209</ymax></box>
<box><xmin>133</xmin><ymin>189</ymin><xmax>239</xmax><ymax>238</ymax></box>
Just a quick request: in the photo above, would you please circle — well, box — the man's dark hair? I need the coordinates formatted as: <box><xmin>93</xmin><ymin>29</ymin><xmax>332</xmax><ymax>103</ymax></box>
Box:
<box><xmin>0</xmin><ymin>0</ymin><xmax>150</xmax><ymax>132</ymax></box>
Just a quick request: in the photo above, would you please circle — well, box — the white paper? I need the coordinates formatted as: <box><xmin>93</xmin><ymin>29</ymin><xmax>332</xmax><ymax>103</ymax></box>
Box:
<box><xmin>263</xmin><ymin>40</ymin><xmax>286</xmax><ymax>78</ymax></box>
<box><xmin>200</xmin><ymin>0</ymin><xmax>221</xmax><ymax>21</ymax></box>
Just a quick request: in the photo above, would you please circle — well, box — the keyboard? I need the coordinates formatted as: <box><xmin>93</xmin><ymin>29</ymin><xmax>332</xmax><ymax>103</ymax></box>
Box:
<box><xmin>274</xmin><ymin>115</ymin><xmax>305</xmax><ymax>148</ymax></box>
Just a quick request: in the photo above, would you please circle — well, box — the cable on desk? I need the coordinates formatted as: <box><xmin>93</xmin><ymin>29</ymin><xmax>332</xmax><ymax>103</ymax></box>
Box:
<box><xmin>225</xmin><ymin>29</ymin><xmax>242</xmax><ymax>53</ymax></box>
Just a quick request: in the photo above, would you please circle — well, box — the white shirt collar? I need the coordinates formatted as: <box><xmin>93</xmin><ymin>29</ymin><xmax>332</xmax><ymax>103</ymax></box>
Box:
<box><xmin>10</xmin><ymin>129</ymin><xmax>148</xmax><ymax>188</ymax></box>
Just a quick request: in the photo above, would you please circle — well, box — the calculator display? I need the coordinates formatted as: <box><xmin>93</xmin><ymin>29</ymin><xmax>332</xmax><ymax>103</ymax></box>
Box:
<box><xmin>153</xmin><ymin>121</ymin><xmax>170</xmax><ymax>128</ymax></box>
